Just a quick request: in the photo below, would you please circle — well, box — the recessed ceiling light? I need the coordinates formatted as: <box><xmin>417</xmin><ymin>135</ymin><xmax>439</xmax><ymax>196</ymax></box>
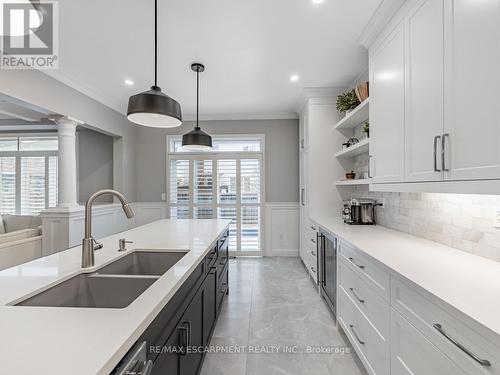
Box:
<box><xmin>124</xmin><ymin>79</ymin><xmax>134</xmax><ymax>86</ymax></box>
<box><xmin>290</xmin><ymin>75</ymin><xmax>299</xmax><ymax>82</ymax></box>
<box><xmin>312</xmin><ymin>0</ymin><xmax>324</xmax><ymax>4</ymax></box>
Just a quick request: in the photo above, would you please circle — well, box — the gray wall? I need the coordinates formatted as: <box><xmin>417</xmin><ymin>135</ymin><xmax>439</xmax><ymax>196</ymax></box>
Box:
<box><xmin>77</xmin><ymin>128</ymin><xmax>114</xmax><ymax>203</ymax></box>
<box><xmin>135</xmin><ymin>119</ymin><xmax>299</xmax><ymax>202</ymax></box>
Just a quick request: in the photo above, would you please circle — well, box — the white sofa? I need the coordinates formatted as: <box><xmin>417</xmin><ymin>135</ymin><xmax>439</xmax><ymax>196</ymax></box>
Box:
<box><xmin>0</xmin><ymin>215</ymin><xmax>42</xmax><ymax>271</ymax></box>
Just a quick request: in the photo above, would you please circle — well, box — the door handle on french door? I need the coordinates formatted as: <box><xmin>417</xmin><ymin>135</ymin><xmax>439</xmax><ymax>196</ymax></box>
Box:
<box><xmin>441</xmin><ymin>133</ymin><xmax>449</xmax><ymax>172</ymax></box>
<box><xmin>434</xmin><ymin>135</ymin><xmax>441</xmax><ymax>172</ymax></box>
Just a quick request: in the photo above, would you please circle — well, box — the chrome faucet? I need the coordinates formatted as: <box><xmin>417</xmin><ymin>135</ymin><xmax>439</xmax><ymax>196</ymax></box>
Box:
<box><xmin>82</xmin><ymin>189</ymin><xmax>135</xmax><ymax>268</ymax></box>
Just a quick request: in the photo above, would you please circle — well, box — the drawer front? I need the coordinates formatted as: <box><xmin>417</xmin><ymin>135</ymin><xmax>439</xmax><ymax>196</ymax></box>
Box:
<box><xmin>338</xmin><ymin>258</ymin><xmax>390</xmax><ymax>340</ymax></box>
<box><xmin>339</xmin><ymin>242</ymin><xmax>390</xmax><ymax>300</ymax></box>
<box><xmin>391</xmin><ymin>308</ymin><xmax>467</xmax><ymax>375</ymax></box>
<box><xmin>392</xmin><ymin>277</ymin><xmax>500</xmax><ymax>374</ymax></box>
<box><xmin>338</xmin><ymin>284</ymin><xmax>390</xmax><ymax>375</ymax></box>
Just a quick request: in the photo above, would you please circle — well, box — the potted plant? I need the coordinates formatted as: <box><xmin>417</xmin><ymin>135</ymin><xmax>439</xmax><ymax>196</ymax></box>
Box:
<box><xmin>362</xmin><ymin>121</ymin><xmax>369</xmax><ymax>138</ymax></box>
<box><xmin>336</xmin><ymin>90</ymin><xmax>360</xmax><ymax>115</ymax></box>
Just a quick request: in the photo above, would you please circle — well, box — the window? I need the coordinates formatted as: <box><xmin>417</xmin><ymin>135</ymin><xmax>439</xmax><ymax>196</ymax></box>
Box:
<box><xmin>0</xmin><ymin>136</ymin><xmax>58</xmax><ymax>215</ymax></box>
<box><xmin>167</xmin><ymin>135</ymin><xmax>264</xmax><ymax>254</ymax></box>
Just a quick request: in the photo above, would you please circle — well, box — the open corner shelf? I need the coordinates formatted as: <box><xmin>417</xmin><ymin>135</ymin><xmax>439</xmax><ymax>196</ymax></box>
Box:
<box><xmin>335</xmin><ymin>179</ymin><xmax>372</xmax><ymax>186</ymax></box>
<box><xmin>334</xmin><ymin>138</ymin><xmax>369</xmax><ymax>159</ymax></box>
<box><xmin>334</xmin><ymin>98</ymin><xmax>370</xmax><ymax>130</ymax></box>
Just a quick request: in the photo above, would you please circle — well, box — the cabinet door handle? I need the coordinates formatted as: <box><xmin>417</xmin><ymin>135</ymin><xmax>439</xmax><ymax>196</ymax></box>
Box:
<box><xmin>349</xmin><ymin>324</ymin><xmax>365</xmax><ymax>345</ymax></box>
<box><xmin>441</xmin><ymin>133</ymin><xmax>449</xmax><ymax>172</ymax></box>
<box><xmin>434</xmin><ymin>135</ymin><xmax>442</xmax><ymax>172</ymax></box>
<box><xmin>348</xmin><ymin>257</ymin><xmax>365</xmax><ymax>269</ymax></box>
<box><xmin>301</xmin><ymin>188</ymin><xmax>305</xmax><ymax>206</ymax></box>
<box><xmin>349</xmin><ymin>287</ymin><xmax>365</xmax><ymax>304</ymax></box>
<box><xmin>368</xmin><ymin>155</ymin><xmax>373</xmax><ymax>178</ymax></box>
<box><xmin>310</xmin><ymin>238</ymin><xmax>316</xmax><ymax>244</ymax></box>
<box><xmin>310</xmin><ymin>226</ymin><xmax>317</xmax><ymax>231</ymax></box>
<box><xmin>433</xmin><ymin>323</ymin><xmax>490</xmax><ymax>367</ymax></box>
<box><xmin>310</xmin><ymin>266</ymin><xmax>316</xmax><ymax>273</ymax></box>
<box><xmin>310</xmin><ymin>250</ymin><xmax>316</xmax><ymax>257</ymax></box>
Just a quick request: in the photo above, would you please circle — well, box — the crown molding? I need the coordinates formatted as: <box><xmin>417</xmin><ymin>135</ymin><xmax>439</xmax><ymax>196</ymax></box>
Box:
<box><xmin>358</xmin><ymin>0</ymin><xmax>406</xmax><ymax>49</ymax></box>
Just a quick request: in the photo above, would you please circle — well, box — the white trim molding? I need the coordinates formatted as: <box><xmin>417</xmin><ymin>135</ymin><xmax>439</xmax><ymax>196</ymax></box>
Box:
<box><xmin>263</xmin><ymin>202</ymin><xmax>300</xmax><ymax>257</ymax></box>
<box><xmin>358</xmin><ymin>0</ymin><xmax>406</xmax><ymax>48</ymax></box>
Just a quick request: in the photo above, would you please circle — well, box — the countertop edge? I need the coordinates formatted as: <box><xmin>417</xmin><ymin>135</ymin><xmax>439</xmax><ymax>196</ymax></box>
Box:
<box><xmin>310</xmin><ymin>216</ymin><xmax>500</xmax><ymax>342</ymax></box>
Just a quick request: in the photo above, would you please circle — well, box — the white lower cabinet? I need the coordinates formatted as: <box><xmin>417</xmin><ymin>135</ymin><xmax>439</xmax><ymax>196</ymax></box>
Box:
<box><xmin>391</xmin><ymin>308</ymin><xmax>466</xmax><ymax>375</ymax></box>
<box><xmin>300</xmin><ymin>219</ymin><xmax>318</xmax><ymax>283</ymax></box>
<box><xmin>336</xmin><ymin>240</ymin><xmax>500</xmax><ymax>375</ymax></box>
<box><xmin>338</xmin><ymin>285</ymin><xmax>390</xmax><ymax>375</ymax></box>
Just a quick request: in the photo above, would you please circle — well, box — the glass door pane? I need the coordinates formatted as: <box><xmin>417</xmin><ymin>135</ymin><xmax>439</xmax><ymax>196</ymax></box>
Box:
<box><xmin>169</xmin><ymin>159</ymin><xmax>190</xmax><ymax>205</ymax></box>
<box><xmin>194</xmin><ymin>160</ymin><xmax>212</xmax><ymax>204</ymax></box>
<box><xmin>218</xmin><ymin>206</ymin><xmax>237</xmax><ymax>251</ymax></box>
<box><xmin>241</xmin><ymin>206</ymin><xmax>260</xmax><ymax>251</ymax></box>
<box><xmin>217</xmin><ymin>160</ymin><xmax>236</xmax><ymax>204</ymax></box>
<box><xmin>241</xmin><ymin>159</ymin><xmax>260</xmax><ymax>204</ymax></box>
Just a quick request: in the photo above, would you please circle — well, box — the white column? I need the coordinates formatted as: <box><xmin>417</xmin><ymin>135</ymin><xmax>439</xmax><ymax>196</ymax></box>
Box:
<box><xmin>54</xmin><ymin>116</ymin><xmax>80</xmax><ymax>208</ymax></box>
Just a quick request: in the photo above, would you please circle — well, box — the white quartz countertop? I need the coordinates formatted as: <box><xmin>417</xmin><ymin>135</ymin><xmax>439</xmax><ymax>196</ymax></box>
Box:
<box><xmin>0</xmin><ymin>219</ymin><xmax>230</xmax><ymax>375</ymax></box>
<box><xmin>311</xmin><ymin>215</ymin><xmax>500</xmax><ymax>338</ymax></box>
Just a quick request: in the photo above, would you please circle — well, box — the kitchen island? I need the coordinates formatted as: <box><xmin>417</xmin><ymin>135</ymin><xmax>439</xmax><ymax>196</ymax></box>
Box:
<box><xmin>0</xmin><ymin>219</ymin><xmax>230</xmax><ymax>375</ymax></box>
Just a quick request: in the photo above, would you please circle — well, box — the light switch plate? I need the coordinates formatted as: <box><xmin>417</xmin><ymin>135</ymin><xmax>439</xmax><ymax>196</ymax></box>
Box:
<box><xmin>495</xmin><ymin>208</ymin><xmax>500</xmax><ymax>228</ymax></box>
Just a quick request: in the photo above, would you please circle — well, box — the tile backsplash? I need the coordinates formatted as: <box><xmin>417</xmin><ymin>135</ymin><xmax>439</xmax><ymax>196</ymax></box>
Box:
<box><xmin>361</xmin><ymin>191</ymin><xmax>500</xmax><ymax>262</ymax></box>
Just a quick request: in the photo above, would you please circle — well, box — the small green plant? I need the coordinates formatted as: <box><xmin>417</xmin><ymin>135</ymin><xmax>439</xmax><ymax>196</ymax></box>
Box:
<box><xmin>336</xmin><ymin>90</ymin><xmax>360</xmax><ymax>113</ymax></box>
<box><xmin>362</xmin><ymin>121</ymin><xmax>369</xmax><ymax>137</ymax></box>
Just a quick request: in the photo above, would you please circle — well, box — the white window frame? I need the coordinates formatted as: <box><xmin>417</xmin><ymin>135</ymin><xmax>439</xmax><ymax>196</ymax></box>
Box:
<box><xmin>166</xmin><ymin>134</ymin><xmax>265</xmax><ymax>256</ymax></box>
<box><xmin>0</xmin><ymin>133</ymin><xmax>58</xmax><ymax>214</ymax></box>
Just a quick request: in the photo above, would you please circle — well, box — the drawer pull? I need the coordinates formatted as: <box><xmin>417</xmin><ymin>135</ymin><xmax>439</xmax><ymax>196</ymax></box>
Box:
<box><xmin>349</xmin><ymin>324</ymin><xmax>365</xmax><ymax>345</ymax></box>
<box><xmin>311</xmin><ymin>266</ymin><xmax>316</xmax><ymax>273</ymax></box>
<box><xmin>349</xmin><ymin>288</ymin><xmax>365</xmax><ymax>304</ymax></box>
<box><xmin>310</xmin><ymin>250</ymin><xmax>316</xmax><ymax>257</ymax></box>
<box><xmin>348</xmin><ymin>257</ymin><xmax>365</xmax><ymax>269</ymax></box>
<box><xmin>311</xmin><ymin>238</ymin><xmax>316</xmax><ymax>244</ymax></box>
<box><xmin>433</xmin><ymin>324</ymin><xmax>491</xmax><ymax>367</ymax></box>
<box><xmin>310</xmin><ymin>226</ymin><xmax>317</xmax><ymax>231</ymax></box>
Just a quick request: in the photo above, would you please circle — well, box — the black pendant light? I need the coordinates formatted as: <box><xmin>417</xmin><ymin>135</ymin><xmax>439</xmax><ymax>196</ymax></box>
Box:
<box><xmin>182</xmin><ymin>63</ymin><xmax>212</xmax><ymax>150</ymax></box>
<box><xmin>127</xmin><ymin>0</ymin><xmax>182</xmax><ymax>128</ymax></box>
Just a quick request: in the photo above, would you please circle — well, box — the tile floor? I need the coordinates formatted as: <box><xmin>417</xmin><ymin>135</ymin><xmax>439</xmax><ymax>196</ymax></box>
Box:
<box><xmin>200</xmin><ymin>257</ymin><xmax>365</xmax><ymax>375</ymax></box>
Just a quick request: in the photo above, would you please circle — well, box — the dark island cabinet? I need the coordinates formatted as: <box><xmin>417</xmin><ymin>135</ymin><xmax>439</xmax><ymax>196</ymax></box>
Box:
<box><xmin>140</xmin><ymin>229</ymin><xmax>229</xmax><ymax>375</ymax></box>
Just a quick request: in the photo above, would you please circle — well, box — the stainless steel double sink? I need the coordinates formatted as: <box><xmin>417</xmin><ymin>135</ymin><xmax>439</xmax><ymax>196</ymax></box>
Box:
<box><xmin>15</xmin><ymin>251</ymin><xmax>188</xmax><ymax>309</ymax></box>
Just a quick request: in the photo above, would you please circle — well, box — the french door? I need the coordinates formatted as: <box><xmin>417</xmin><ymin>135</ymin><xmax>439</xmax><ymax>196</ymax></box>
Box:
<box><xmin>168</xmin><ymin>155</ymin><xmax>263</xmax><ymax>255</ymax></box>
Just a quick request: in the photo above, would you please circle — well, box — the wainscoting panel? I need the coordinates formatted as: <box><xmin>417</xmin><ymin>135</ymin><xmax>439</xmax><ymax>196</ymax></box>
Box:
<box><xmin>263</xmin><ymin>202</ymin><xmax>300</xmax><ymax>257</ymax></box>
<box><xmin>133</xmin><ymin>202</ymin><xmax>169</xmax><ymax>227</ymax></box>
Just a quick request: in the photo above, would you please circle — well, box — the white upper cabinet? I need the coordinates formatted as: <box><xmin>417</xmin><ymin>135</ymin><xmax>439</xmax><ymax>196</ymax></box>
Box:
<box><xmin>405</xmin><ymin>0</ymin><xmax>444</xmax><ymax>182</ymax></box>
<box><xmin>370</xmin><ymin>22</ymin><xmax>406</xmax><ymax>183</ymax></box>
<box><xmin>444</xmin><ymin>0</ymin><xmax>500</xmax><ymax>180</ymax></box>
<box><xmin>370</xmin><ymin>0</ymin><xmax>500</xmax><ymax>191</ymax></box>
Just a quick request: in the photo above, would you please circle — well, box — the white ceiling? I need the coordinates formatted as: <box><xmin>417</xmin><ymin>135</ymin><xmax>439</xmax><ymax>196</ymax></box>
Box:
<box><xmin>48</xmin><ymin>0</ymin><xmax>382</xmax><ymax>120</ymax></box>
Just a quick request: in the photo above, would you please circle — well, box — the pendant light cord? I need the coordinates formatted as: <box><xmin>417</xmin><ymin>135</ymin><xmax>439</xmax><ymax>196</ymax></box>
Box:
<box><xmin>154</xmin><ymin>0</ymin><xmax>158</xmax><ymax>87</ymax></box>
<box><xmin>196</xmin><ymin>69</ymin><xmax>200</xmax><ymax>129</ymax></box>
